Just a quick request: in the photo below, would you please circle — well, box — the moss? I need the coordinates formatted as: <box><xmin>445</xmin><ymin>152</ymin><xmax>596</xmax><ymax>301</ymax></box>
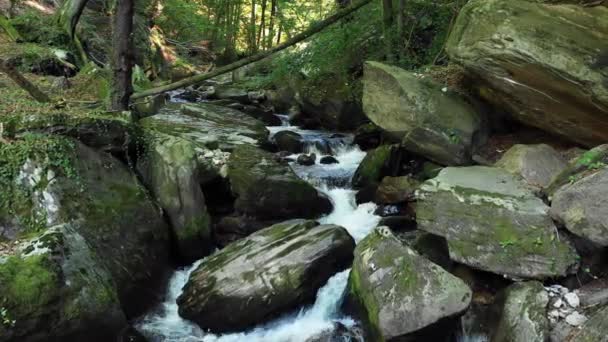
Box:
<box><xmin>353</xmin><ymin>145</ymin><xmax>393</xmax><ymax>187</ymax></box>
<box><xmin>0</xmin><ymin>254</ymin><xmax>59</xmax><ymax>317</ymax></box>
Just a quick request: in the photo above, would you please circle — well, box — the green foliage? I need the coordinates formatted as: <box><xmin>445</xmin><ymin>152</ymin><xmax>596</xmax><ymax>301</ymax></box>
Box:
<box><xmin>9</xmin><ymin>10</ymin><xmax>71</xmax><ymax>49</ymax></box>
<box><xmin>157</xmin><ymin>0</ymin><xmax>212</xmax><ymax>42</ymax></box>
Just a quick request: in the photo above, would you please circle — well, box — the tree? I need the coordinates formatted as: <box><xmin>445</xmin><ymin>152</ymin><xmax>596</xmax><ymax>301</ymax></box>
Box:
<box><xmin>110</xmin><ymin>0</ymin><xmax>135</xmax><ymax>111</ymax></box>
<box><xmin>382</xmin><ymin>0</ymin><xmax>394</xmax><ymax>61</ymax></box>
<box><xmin>0</xmin><ymin>59</ymin><xmax>51</xmax><ymax>103</ymax></box>
<box><xmin>131</xmin><ymin>0</ymin><xmax>374</xmax><ymax>100</ymax></box>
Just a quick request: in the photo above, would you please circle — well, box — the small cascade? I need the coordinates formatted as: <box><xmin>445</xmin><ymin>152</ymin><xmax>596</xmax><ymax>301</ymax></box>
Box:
<box><xmin>137</xmin><ymin>115</ymin><xmax>381</xmax><ymax>341</ymax></box>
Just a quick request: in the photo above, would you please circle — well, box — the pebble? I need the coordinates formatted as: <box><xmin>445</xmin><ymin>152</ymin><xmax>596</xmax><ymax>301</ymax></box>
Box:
<box><xmin>565</xmin><ymin>312</ymin><xmax>587</xmax><ymax>327</ymax></box>
<box><xmin>553</xmin><ymin>298</ymin><xmax>563</xmax><ymax>308</ymax></box>
<box><xmin>564</xmin><ymin>292</ymin><xmax>580</xmax><ymax>308</ymax></box>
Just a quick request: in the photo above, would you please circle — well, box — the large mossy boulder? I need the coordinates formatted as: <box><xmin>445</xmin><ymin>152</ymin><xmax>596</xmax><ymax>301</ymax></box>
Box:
<box><xmin>138</xmin><ymin>103</ymin><xmax>268</xmax><ymax>260</ymax></box>
<box><xmin>446</xmin><ymin>0</ymin><xmax>608</xmax><ymax>147</ymax></box>
<box><xmin>177</xmin><ymin>219</ymin><xmax>355</xmax><ymax>333</ymax></box>
<box><xmin>492</xmin><ymin>281</ymin><xmax>550</xmax><ymax>342</ymax></box>
<box><xmin>415</xmin><ymin>166</ymin><xmax>579</xmax><ymax>279</ymax></box>
<box><xmin>227</xmin><ymin>145</ymin><xmax>332</xmax><ymax>219</ymax></box>
<box><xmin>0</xmin><ymin>135</ymin><xmax>169</xmax><ymax>341</ymax></box>
<box><xmin>348</xmin><ymin>227</ymin><xmax>472</xmax><ymax>341</ymax></box>
<box><xmin>352</xmin><ymin>144</ymin><xmax>402</xmax><ymax>188</ymax></box>
<box><xmin>496</xmin><ymin>144</ymin><xmax>568</xmax><ymax>190</ymax></box>
<box><xmin>362</xmin><ymin>61</ymin><xmax>486</xmax><ymax>166</ymax></box>
<box><xmin>551</xmin><ymin>167</ymin><xmax>608</xmax><ymax>247</ymax></box>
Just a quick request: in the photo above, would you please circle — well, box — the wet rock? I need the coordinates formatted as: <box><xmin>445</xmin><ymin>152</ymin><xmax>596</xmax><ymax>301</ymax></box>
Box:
<box><xmin>378</xmin><ymin>216</ymin><xmax>416</xmax><ymax>232</ymax></box>
<box><xmin>352</xmin><ymin>144</ymin><xmax>402</xmax><ymax>188</ymax></box>
<box><xmin>274</xmin><ymin>130</ymin><xmax>304</xmax><ymax>153</ymax></box>
<box><xmin>297</xmin><ymin>153</ymin><xmax>317</xmax><ymax>166</ymax></box>
<box><xmin>177</xmin><ymin>220</ymin><xmax>355</xmax><ymax>333</ymax></box>
<box><xmin>227</xmin><ymin>145</ymin><xmax>332</xmax><ymax>219</ymax></box>
<box><xmin>446</xmin><ymin>0</ymin><xmax>608</xmax><ymax>147</ymax></box>
<box><xmin>140</xmin><ymin>102</ymin><xmax>269</xmax><ymax>151</ymax></box>
<box><xmin>213</xmin><ymin>215</ymin><xmax>277</xmax><ymax>247</ymax></box>
<box><xmin>348</xmin><ymin>227</ymin><xmax>472</xmax><ymax>341</ymax></box>
<box><xmin>304</xmin><ymin>322</ymin><xmax>363</xmax><ymax>342</ymax></box>
<box><xmin>493</xmin><ymin>281</ymin><xmax>550</xmax><ymax>342</ymax></box>
<box><xmin>248</xmin><ymin>90</ymin><xmax>266</xmax><ymax>103</ymax></box>
<box><xmin>240</xmin><ymin>105</ymin><xmax>282</xmax><ymax>126</ymax></box>
<box><xmin>362</xmin><ymin>61</ymin><xmax>486</xmax><ymax>166</ymax></box>
<box><xmin>551</xmin><ymin>167</ymin><xmax>608</xmax><ymax>247</ymax></box>
<box><xmin>496</xmin><ymin>144</ymin><xmax>568</xmax><ymax>190</ymax></box>
<box><xmin>416</xmin><ymin>166</ymin><xmax>579</xmax><ymax>279</ymax></box>
<box><xmin>320</xmin><ymin>156</ymin><xmax>339</xmax><ymax>165</ymax></box>
<box><xmin>355</xmin><ymin>184</ymin><xmax>378</xmax><ymax>205</ymax></box>
<box><xmin>375</xmin><ymin>176</ymin><xmax>420</xmax><ymax>204</ymax></box>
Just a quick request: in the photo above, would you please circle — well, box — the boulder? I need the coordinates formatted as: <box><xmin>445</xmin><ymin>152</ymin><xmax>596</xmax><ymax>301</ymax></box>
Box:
<box><xmin>353</xmin><ymin>123</ymin><xmax>383</xmax><ymax>151</ymax></box>
<box><xmin>545</xmin><ymin>144</ymin><xmax>608</xmax><ymax>198</ymax></box>
<box><xmin>177</xmin><ymin>220</ymin><xmax>355</xmax><ymax>332</ymax></box>
<box><xmin>227</xmin><ymin>145</ymin><xmax>332</xmax><ymax>219</ymax></box>
<box><xmin>213</xmin><ymin>215</ymin><xmax>278</xmax><ymax>247</ymax></box>
<box><xmin>492</xmin><ymin>282</ymin><xmax>550</xmax><ymax>342</ymax></box>
<box><xmin>352</xmin><ymin>144</ymin><xmax>402</xmax><ymax>188</ymax></box>
<box><xmin>416</xmin><ymin>166</ymin><xmax>579</xmax><ymax>279</ymax></box>
<box><xmin>375</xmin><ymin>176</ymin><xmax>420</xmax><ymax>204</ymax></box>
<box><xmin>362</xmin><ymin>61</ymin><xmax>486</xmax><ymax>165</ymax></box>
<box><xmin>564</xmin><ymin>305</ymin><xmax>608</xmax><ymax>342</ymax></box>
<box><xmin>214</xmin><ymin>87</ymin><xmax>250</xmax><ymax>103</ymax></box>
<box><xmin>496</xmin><ymin>144</ymin><xmax>568</xmax><ymax>189</ymax></box>
<box><xmin>0</xmin><ymin>136</ymin><xmax>169</xmax><ymax>341</ymax></box>
<box><xmin>320</xmin><ymin>156</ymin><xmax>339</xmax><ymax>165</ymax></box>
<box><xmin>551</xmin><ymin>167</ymin><xmax>608</xmax><ymax>247</ymax></box>
<box><xmin>274</xmin><ymin>130</ymin><xmax>304</xmax><ymax>153</ymax></box>
<box><xmin>446</xmin><ymin>0</ymin><xmax>608</xmax><ymax>147</ymax></box>
<box><xmin>297</xmin><ymin>153</ymin><xmax>317</xmax><ymax>166</ymax></box>
<box><xmin>140</xmin><ymin>102</ymin><xmax>269</xmax><ymax>151</ymax></box>
<box><xmin>348</xmin><ymin>227</ymin><xmax>472</xmax><ymax>341</ymax></box>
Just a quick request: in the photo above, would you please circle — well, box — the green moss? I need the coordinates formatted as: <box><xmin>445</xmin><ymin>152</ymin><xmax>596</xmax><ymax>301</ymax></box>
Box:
<box><xmin>0</xmin><ymin>254</ymin><xmax>59</xmax><ymax>317</ymax></box>
<box><xmin>353</xmin><ymin>145</ymin><xmax>393</xmax><ymax>186</ymax></box>
<box><xmin>349</xmin><ymin>260</ymin><xmax>383</xmax><ymax>342</ymax></box>
<box><xmin>0</xmin><ymin>134</ymin><xmax>77</xmax><ymax>236</ymax></box>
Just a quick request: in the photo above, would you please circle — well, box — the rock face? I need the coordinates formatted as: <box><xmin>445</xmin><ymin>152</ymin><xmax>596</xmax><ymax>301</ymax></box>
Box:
<box><xmin>362</xmin><ymin>61</ymin><xmax>485</xmax><ymax>166</ymax></box>
<box><xmin>493</xmin><ymin>282</ymin><xmax>550</xmax><ymax>342</ymax></box>
<box><xmin>416</xmin><ymin>166</ymin><xmax>579</xmax><ymax>279</ymax></box>
<box><xmin>177</xmin><ymin>220</ymin><xmax>355</xmax><ymax>333</ymax></box>
<box><xmin>227</xmin><ymin>145</ymin><xmax>332</xmax><ymax>219</ymax></box>
<box><xmin>545</xmin><ymin>144</ymin><xmax>608</xmax><ymax>198</ymax></box>
<box><xmin>375</xmin><ymin>176</ymin><xmax>420</xmax><ymax>204</ymax></box>
<box><xmin>496</xmin><ymin>144</ymin><xmax>567</xmax><ymax>189</ymax></box>
<box><xmin>139</xmin><ymin>103</ymin><xmax>268</xmax><ymax>259</ymax></box>
<box><xmin>446</xmin><ymin>0</ymin><xmax>608</xmax><ymax>147</ymax></box>
<box><xmin>551</xmin><ymin>167</ymin><xmax>608</xmax><ymax>247</ymax></box>
<box><xmin>348</xmin><ymin>227</ymin><xmax>472</xmax><ymax>341</ymax></box>
<box><xmin>0</xmin><ymin>136</ymin><xmax>169</xmax><ymax>341</ymax></box>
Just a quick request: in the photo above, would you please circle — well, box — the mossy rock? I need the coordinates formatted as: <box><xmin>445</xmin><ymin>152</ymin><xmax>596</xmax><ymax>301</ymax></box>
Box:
<box><xmin>227</xmin><ymin>144</ymin><xmax>332</xmax><ymax>219</ymax></box>
<box><xmin>352</xmin><ymin>144</ymin><xmax>401</xmax><ymax>188</ymax></box>
<box><xmin>446</xmin><ymin>0</ymin><xmax>608</xmax><ymax>147</ymax></box>
<box><xmin>0</xmin><ymin>135</ymin><xmax>170</xmax><ymax>340</ymax></box>
<box><xmin>177</xmin><ymin>219</ymin><xmax>355</xmax><ymax>333</ymax></box>
<box><xmin>362</xmin><ymin>61</ymin><xmax>486</xmax><ymax>166</ymax></box>
<box><xmin>347</xmin><ymin>227</ymin><xmax>471</xmax><ymax>341</ymax></box>
<box><xmin>545</xmin><ymin>144</ymin><xmax>608</xmax><ymax>198</ymax></box>
<box><xmin>495</xmin><ymin>144</ymin><xmax>568</xmax><ymax>190</ymax></box>
<box><xmin>492</xmin><ymin>281</ymin><xmax>550</xmax><ymax>342</ymax></box>
<box><xmin>416</xmin><ymin>166</ymin><xmax>579</xmax><ymax>280</ymax></box>
<box><xmin>565</xmin><ymin>305</ymin><xmax>608</xmax><ymax>342</ymax></box>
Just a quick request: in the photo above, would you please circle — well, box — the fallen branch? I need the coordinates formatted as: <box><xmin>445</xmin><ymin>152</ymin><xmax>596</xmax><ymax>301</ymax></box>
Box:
<box><xmin>131</xmin><ymin>0</ymin><xmax>373</xmax><ymax>100</ymax></box>
<box><xmin>0</xmin><ymin>59</ymin><xmax>51</xmax><ymax>103</ymax></box>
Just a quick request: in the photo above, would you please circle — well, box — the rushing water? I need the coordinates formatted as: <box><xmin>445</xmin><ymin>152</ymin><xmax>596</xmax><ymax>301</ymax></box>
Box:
<box><xmin>137</xmin><ymin>117</ymin><xmax>381</xmax><ymax>341</ymax></box>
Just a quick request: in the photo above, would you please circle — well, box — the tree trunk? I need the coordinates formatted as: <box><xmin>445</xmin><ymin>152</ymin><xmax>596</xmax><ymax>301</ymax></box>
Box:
<box><xmin>132</xmin><ymin>0</ymin><xmax>373</xmax><ymax>100</ymax></box>
<box><xmin>249</xmin><ymin>0</ymin><xmax>257</xmax><ymax>53</ymax></box>
<box><xmin>382</xmin><ymin>0</ymin><xmax>394</xmax><ymax>61</ymax></box>
<box><xmin>257</xmin><ymin>0</ymin><xmax>267</xmax><ymax>49</ymax></box>
<box><xmin>110</xmin><ymin>0</ymin><xmax>134</xmax><ymax>111</ymax></box>
<box><xmin>397</xmin><ymin>0</ymin><xmax>406</xmax><ymax>60</ymax></box>
<box><xmin>0</xmin><ymin>59</ymin><xmax>51</xmax><ymax>103</ymax></box>
<box><xmin>267</xmin><ymin>0</ymin><xmax>277</xmax><ymax>49</ymax></box>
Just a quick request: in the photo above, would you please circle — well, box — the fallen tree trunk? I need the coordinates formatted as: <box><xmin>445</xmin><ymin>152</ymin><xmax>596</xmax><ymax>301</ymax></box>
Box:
<box><xmin>131</xmin><ymin>0</ymin><xmax>373</xmax><ymax>100</ymax></box>
<box><xmin>0</xmin><ymin>59</ymin><xmax>51</xmax><ymax>103</ymax></box>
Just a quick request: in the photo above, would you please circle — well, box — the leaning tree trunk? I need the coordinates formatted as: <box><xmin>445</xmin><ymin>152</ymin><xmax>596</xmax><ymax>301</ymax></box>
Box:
<box><xmin>131</xmin><ymin>0</ymin><xmax>373</xmax><ymax>100</ymax></box>
<box><xmin>0</xmin><ymin>59</ymin><xmax>51</xmax><ymax>103</ymax></box>
<box><xmin>110</xmin><ymin>0</ymin><xmax>134</xmax><ymax>111</ymax></box>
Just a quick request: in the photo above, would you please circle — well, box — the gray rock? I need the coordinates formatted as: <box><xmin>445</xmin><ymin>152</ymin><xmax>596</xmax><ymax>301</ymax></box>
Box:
<box><xmin>375</xmin><ymin>176</ymin><xmax>420</xmax><ymax>204</ymax></box>
<box><xmin>215</xmin><ymin>87</ymin><xmax>250</xmax><ymax>103</ymax></box>
<box><xmin>416</xmin><ymin>166</ymin><xmax>579</xmax><ymax>279</ymax></box>
<box><xmin>446</xmin><ymin>0</ymin><xmax>608</xmax><ymax>147</ymax></box>
<box><xmin>545</xmin><ymin>144</ymin><xmax>608</xmax><ymax>198</ymax></box>
<box><xmin>274</xmin><ymin>130</ymin><xmax>304</xmax><ymax>153</ymax></box>
<box><xmin>362</xmin><ymin>61</ymin><xmax>486</xmax><ymax>165</ymax></box>
<box><xmin>551</xmin><ymin>167</ymin><xmax>608</xmax><ymax>247</ymax></box>
<box><xmin>320</xmin><ymin>156</ymin><xmax>339</xmax><ymax>165</ymax></box>
<box><xmin>177</xmin><ymin>220</ymin><xmax>355</xmax><ymax>332</ymax></box>
<box><xmin>352</xmin><ymin>144</ymin><xmax>401</xmax><ymax>188</ymax></box>
<box><xmin>348</xmin><ymin>227</ymin><xmax>472</xmax><ymax>341</ymax></box>
<box><xmin>493</xmin><ymin>281</ymin><xmax>550</xmax><ymax>342</ymax></box>
<box><xmin>496</xmin><ymin>144</ymin><xmax>568</xmax><ymax>189</ymax></box>
<box><xmin>297</xmin><ymin>153</ymin><xmax>317</xmax><ymax>166</ymax></box>
<box><xmin>227</xmin><ymin>145</ymin><xmax>332</xmax><ymax>219</ymax></box>
<box><xmin>563</xmin><ymin>305</ymin><xmax>608</xmax><ymax>341</ymax></box>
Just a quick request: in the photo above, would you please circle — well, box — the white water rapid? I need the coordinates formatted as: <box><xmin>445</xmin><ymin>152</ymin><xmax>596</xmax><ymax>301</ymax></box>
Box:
<box><xmin>136</xmin><ymin>119</ymin><xmax>381</xmax><ymax>342</ymax></box>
